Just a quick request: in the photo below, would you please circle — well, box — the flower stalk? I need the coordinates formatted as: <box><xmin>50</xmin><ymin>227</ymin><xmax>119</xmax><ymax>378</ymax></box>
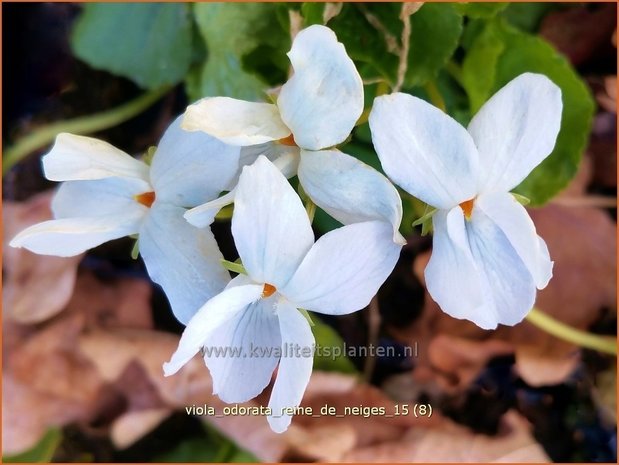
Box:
<box><xmin>525</xmin><ymin>307</ymin><xmax>617</xmax><ymax>356</ymax></box>
<box><xmin>3</xmin><ymin>86</ymin><xmax>170</xmax><ymax>175</ymax></box>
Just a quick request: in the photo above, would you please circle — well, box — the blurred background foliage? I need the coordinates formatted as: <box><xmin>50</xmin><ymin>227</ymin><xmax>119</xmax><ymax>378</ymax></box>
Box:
<box><xmin>68</xmin><ymin>1</ymin><xmax>594</xmax><ymax>223</ymax></box>
<box><xmin>2</xmin><ymin>2</ymin><xmax>616</xmax><ymax>463</ymax></box>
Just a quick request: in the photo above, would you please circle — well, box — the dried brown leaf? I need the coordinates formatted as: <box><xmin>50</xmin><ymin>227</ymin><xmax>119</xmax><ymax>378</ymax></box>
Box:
<box><xmin>341</xmin><ymin>410</ymin><xmax>549</xmax><ymax>463</ymax></box>
<box><xmin>540</xmin><ymin>4</ymin><xmax>616</xmax><ymax>66</ymax></box>
<box><xmin>3</xmin><ymin>191</ymin><xmax>81</xmax><ymax>323</ymax></box>
<box><xmin>110</xmin><ymin>408</ymin><xmax>172</xmax><ymax>449</ymax></box>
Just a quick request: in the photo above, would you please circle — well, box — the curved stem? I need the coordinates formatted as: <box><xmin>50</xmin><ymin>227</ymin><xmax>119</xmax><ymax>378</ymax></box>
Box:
<box><xmin>423</xmin><ymin>80</ymin><xmax>447</xmax><ymax>112</ymax></box>
<box><xmin>525</xmin><ymin>307</ymin><xmax>617</xmax><ymax>356</ymax></box>
<box><xmin>355</xmin><ymin>81</ymin><xmax>391</xmax><ymax>127</ymax></box>
<box><xmin>3</xmin><ymin>86</ymin><xmax>171</xmax><ymax>175</ymax></box>
<box><xmin>305</xmin><ymin>197</ymin><xmax>316</xmax><ymax>223</ymax></box>
<box><xmin>551</xmin><ymin>195</ymin><xmax>618</xmax><ymax>209</ymax></box>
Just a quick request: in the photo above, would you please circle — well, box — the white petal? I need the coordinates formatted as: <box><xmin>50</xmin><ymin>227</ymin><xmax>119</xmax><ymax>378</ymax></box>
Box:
<box><xmin>150</xmin><ymin>115</ymin><xmax>241</xmax><ymax>207</ymax></box>
<box><xmin>184</xmin><ymin>189</ymin><xmax>237</xmax><ymax>228</ymax></box>
<box><xmin>426</xmin><ymin>205</ymin><xmax>538</xmax><ymax>330</ymax></box>
<box><xmin>182</xmin><ymin>97</ymin><xmax>291</xmax><ymax>146</ymax></box>
<box><xmin>204</xmin><ymin>296</ymin><xmax>281</xmax><ymax>403</ymax></box>
<box><xmin>162</xmin><ymin>279</ymin><xmax>263</xmax><ymax>376</ymax></box>
<box><xmin>185</xmin><ymin>144</ymin><xmax>299</xmax><ymax>228</ymax></box>
<box><xmin>267</xmin><ymin>300</ymin><xmax>314</xmax><ymax>433</ymax></box>
<box><xmin>51</xmin><ymin>178</ymin><xmax>148</xmax><ymax>219</ymax></box>
<box><xmin>277</xmin><ymin>25</ymin><xmax>363</xmax><ymax>150</ymax></box>
<box><xmin>9</xmin><ymin>214</ymin><xmax>143</xmax><ymax>257</ymax></box>
<box><xmin>42</xmin><ymin>133</ymin><xmax>150</xmax><ymax>182</ymax></box>
<box><xmin>476</xmin><ymin>192</ymin><xmax>553</xmax><ymax>289</ymax></box>
<box><xmin>139</xmin><ymin>203</ymin><xmax>231</xmax><ymax>325</ymax></box>
<box><xmin>232</xmin><ymin>156</ymin><xmax>314</xmax><ymax>288</ymax></box>
<box><xmin>424</xmin><ymin>208</ymin><xmax>490</xmax><ymax>327</ymax></box>
<box><xmin>298</xmin><ymin>149</ymin><xmax>404</xmax><ymax>244</ymax></box>
<box><xmin>465</xmin><ymin>206</ymin><xmax>537</xmax><ymax>328</ymax></box>
<box><xmin>281</xmin><ymin>221</ymin><xmax>400</xmax><ymax>315</ymax></box>
<box><xmin>184</xmin><ymin>149</ymin><xmax>301</xmax><ymax>229</ymax></box>
<box><xmin>264</xmin><ymin>148</ymin><xmax>301</xmax><ymax>180</ymax></box>
<box><xmin>370</xmin><ymin>93</ymin><xmax>480</xmax><ymax>209</ymax></box>
<box><xmin>239</xmin><ymin>143</ymin><xmax>300</xmax><ymax>178</ymax></box>
<box><xmin>467</xmin><ymin>73</ymin><xmax>562</xmax><ymax>192</ymax></box>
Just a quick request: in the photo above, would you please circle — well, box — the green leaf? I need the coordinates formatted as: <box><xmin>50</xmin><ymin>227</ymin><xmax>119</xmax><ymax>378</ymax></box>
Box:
<box><xmin>460</xmin><ymin>20</ymin><xmax>594</xmax><ymax>204</ymax></box>
<box><xmin>461</xmin><ymin>21</ymin><xmax>505</xmax><ymax>113</ymax></box>
<box><xmin>493</xmin><ymin>22</ymin><xmax>595</xmax><ymax>205</ymax></box>
<box><xmin>328</xmin><ymin>3</ymin><xmax>399</xmax><ymax>84</ymax></box>
<box><xmin>327</xmin><ymin>3</ymin><xmax>462</xmax><ymax>87</ymax></box>
<box><xmin>342</xmin><ymin>142</ymin><xmax>382</xmax><ymax>171</ymax></box>
<box><xmin>405</xmin><ymin>3</ymin><xmax>463</xmax><ymax>87</ymax></box>
<box><xmin>189</xmin><ymin>3</ymin><xmax>289</xmax><ymax>102</ymax></box>
<box><xmin>455</xmin><ymin>2</ymin><xmax>508</xmax><ymax>19</ymax></box>
<box><xmin>312</xmin><ymin>316</ymin><xmax>358</xmax><ymax>374</ymax></box>
<box><xmin>156</xmin><ymin>423</ymin><xmax>257</xmax><ymax>463</ymax></box>
<box><xmin>301</xmin><ymin>2</ymin><xmax>325</xmax><ymax>26</ymax></box>
<box><xmin>313</xmin><ymin>206</ymin><xmax>343</xmax><ymax>234</ymax></box>
<box><xmin>500</xmin><ymin>3</ymin><xmax>557</xmax><ymax>33</ymax></box>
<box><xmin>3</xmin><ymin>429</ymin><xmax>62</xmax><ymax>463</ymax></box>
<box><xmin>71</xmin><ymin>3</ymin><xmax>194</xmax><ymax>89</ymax></box>
<box><xmin>298</xmin><ymin>308</ymin><xmax>315</xmax><ymax>326</ymax></box>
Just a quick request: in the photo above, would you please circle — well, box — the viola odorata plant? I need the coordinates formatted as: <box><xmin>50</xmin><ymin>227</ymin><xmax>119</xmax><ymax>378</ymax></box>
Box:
<box><xmin>10</xmin><ymin>116</ymin><xmax>240</xmax><ymax>324</ymax></box>
<box><xmin>182</xmin><ymin>24</ymin><xmax>404</xmax><ymax>244</ymax></box>
<box><xmin>163</xmin><ymin>156</ymin><xmax>401</xmax><ymax>433</ymax></box>
<box><xmin>369</xmin><ymin>73</ymin><xmax>562</xmax><ymax>329</ymax></box>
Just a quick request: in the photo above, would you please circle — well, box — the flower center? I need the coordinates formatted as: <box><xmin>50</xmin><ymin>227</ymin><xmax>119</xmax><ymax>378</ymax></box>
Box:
<box><xmin>134</xmin><ymin>191</ymin><xmax>156</xmax><ymax>208</ymax></box>
<box><xmin>459</xmin><ymin>198</ymin><xmax>475</xmax><ymax>220</ymax></box>
<box><xmin>277</xmin><ymin>134</ymin><xmax>297</xmax><ymax>146</ymax></box>
<box><xmin>262</xmin><ymin>283</ymin><xmax>277</xmax><ymax>298</ymax></box>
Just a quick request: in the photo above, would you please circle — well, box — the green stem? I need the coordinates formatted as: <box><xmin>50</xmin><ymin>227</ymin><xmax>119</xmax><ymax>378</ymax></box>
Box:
<box><xmin>423</xmin><ymin>80</ymin><xmax>446</xmax><ymax>112</ymax></box>
<box><xmin>355</xmin><ymin>81</ymin><xmax>391</xmax><ymax>126</ymax></box>
<box><xmin>3</xmin><ymin>86</ymin><xmax>171</xmax><ymax>175</ymax></box>
<box><xmin>305</xmin><ymin>198</ymin><xmax>316</xmax><ymax>223</ymax></box>
<box><xmin>526</xmin><ymin>308</ymin><xmax>617</xmax><ymax>356</ymax></box>
<box><xmin>445</xmin><ymin>60</ymin><xmax>464</xmax><ymax>87</ymax></box>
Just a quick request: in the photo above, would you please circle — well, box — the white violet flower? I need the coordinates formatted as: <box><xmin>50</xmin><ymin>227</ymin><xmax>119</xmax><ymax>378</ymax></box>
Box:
<box><xmin>369</xmin><ymin>73</ymin><xmax>562</xmax><ymax>329</ymax></box>
<box><xmin>182</xmin><ymin>24</ymin><xmax>404</xmax><ymax>243</ymax></box>
<box><xmin>163</xmin><ymin>156</ymin><xmax>401</xmax><ymax>433</ymax></box>
<box><xmin>10</xmin><ymin>116</ymin><xmax>241</xmax><ymax>324</ymax></box>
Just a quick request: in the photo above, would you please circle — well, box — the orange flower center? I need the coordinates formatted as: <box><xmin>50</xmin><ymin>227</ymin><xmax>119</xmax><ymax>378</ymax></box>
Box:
<box><xmin>262</xmin><ymin>283</ymin><xmax>277</xmax><ymax>298</ymax></box>
<box><xmin>134</xmin><ymin>191</ymin><xmax>156</xmax><ymax>208</ymax></box>
<box><xmin>459</xmin><ymin>198</ymin><xmax>475</xmax><ymax>220</ymax></box>
<box><xmin>278</xmin><ymin>134</ymin><xmax>297</xmax><ymax>146</ymax></box>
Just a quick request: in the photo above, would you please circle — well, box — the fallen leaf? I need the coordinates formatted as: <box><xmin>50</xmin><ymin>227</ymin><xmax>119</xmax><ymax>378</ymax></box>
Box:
<box><xmin>427</xmin><ymin>335</ymin><xmax>513</xmax><ymax>391</ymax></box>
<box><xmin>514</xmin><ymin>346</ymin><xmax>580</xmax><ymax>387</ymax></box>
<box><xmin>7</xmin><ymin>313</ymin><xmax>102</xmax><ymax>408</ymax></box>
<box><xmin>110</xmin><ymin>408</ymin><xmax>172</xmax><ymax>449</ymax></box>
<box><xmin>2</xmin><ymin>374</ymin><xmax>83</xmax><ymax>455</ymax></box>
<box><xmin>68</xmin><ymin>271</ymin><xmax>153</xmax><ymax>330</ymax></box>
<box><xmin>540</xmin><ymin>4</ymin><xmax>616</xmax><ymax>67</ymax></box>
<box><xmin>340</xmin><ymin>410</ymin><xmax>549</xmax><ymax>462</ymax></box>
<box><xmin>2</xmin><ymin>269</ymin><xmax>155</xmax><ymax>455</ymax></box>
<box><xmin>596</xmin><ymin>76</ymin><xmax>616</xmax><ymax>113</ymax></box>
<box><xmin>78</xmin><ymin>328</ymin><xmax>290</xmax><ymax>462</ymax></box>
<box><xmin>3</xmin><ymin>191</ymin><xmax>82</xmax><ymax>323</ymax></box>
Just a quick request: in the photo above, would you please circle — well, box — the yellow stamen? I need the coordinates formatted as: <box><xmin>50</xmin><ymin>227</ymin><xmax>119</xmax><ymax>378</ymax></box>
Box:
<box><xmin>262</xmin><ymin>283</ymin><xmax>277</xmax><ymax>298</ymax></box>
<box><xmin>278</xmin><ymin>134</ymin><xmax>297</xmax><ymax>146</ymax></box>
<box><xmin>135</xmin><ymin>191</ymin><xmax>156</xmax><ymax>208</ymax></box>
<box><xmin>459</xmin><ymin>198</ymin><xmax>475</xmax><ymax>220</ymax></box>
